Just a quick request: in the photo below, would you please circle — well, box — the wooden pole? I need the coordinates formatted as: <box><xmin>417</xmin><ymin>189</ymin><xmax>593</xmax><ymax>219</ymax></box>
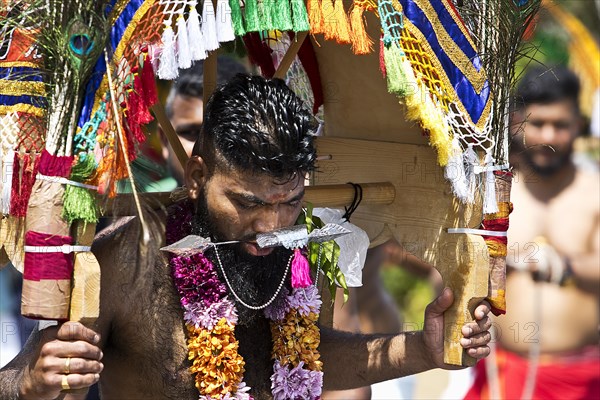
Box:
<box><xmin>274</xmin><ymin>32</ymin><xmax>308</xmax><ymax>80</ymax></box>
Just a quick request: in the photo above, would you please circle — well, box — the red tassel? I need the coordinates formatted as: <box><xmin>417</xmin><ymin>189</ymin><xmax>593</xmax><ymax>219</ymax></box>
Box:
<box><xmin>126</xmin><ymin>89</ymin><xmax>148</xmax><ymax>145</ymax></box>
<box><xmin>133</xmin><ymin>73</ymin><xmax>154</xmax><ymax>125</ymax></box>
<box><xmin>291</xmin><ymin>248</ymin><xmax>312</xmax><ymax>288</ymax></box>
<box><xmin>10</xmin><ymin>151</ymin><xmax>41</xmax><ymax>217</ymax></box>
<box><xmin>141</xmin><ymin>53</ymin><xmax>158</xmax><ymax>108</ymax></box>
<box><xmin>379</xmin><ymin>35</ymin><xmax>386</xmax><ymax>77</ymax></box>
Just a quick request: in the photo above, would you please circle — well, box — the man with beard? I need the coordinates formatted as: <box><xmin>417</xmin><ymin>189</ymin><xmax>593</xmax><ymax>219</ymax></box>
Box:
<box><xmin>465</xmin><ymin>66</ymin><xmax>600</xmax><ymax>399</ymax></box>
<box><xmin>1</xmin><ymin>75</ymin><xmax>493</xmax><ymax>399</ymax></box>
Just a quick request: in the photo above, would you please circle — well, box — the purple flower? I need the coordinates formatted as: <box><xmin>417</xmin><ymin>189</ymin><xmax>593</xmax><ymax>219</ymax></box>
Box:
<box><xmin>287</xmin><ymin>286</ymin><xmax>322</xmax><ymax>317</ymax></box>
<box><xmin>171</xmin><ymin>253</ymin><xmax>227</xmax><ymax>306</ymax></box>
<box><xmin>271</xmin><ymin>361</ymin><xmax>323</xmax><ymax>400</ymax></box>
<box><xmin>183</xmin><ymin>298</ymin><xmax>238</xmax><ymax>330</ymax></box>
<box><xmin>264</xmin><ymin>287</ymin><xmax>290</xmax><ymax>321</ymax></box>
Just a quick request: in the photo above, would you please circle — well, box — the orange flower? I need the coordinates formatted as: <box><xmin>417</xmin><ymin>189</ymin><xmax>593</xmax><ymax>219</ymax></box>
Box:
<box><xmin>186</xmin><ymin>319</ymin><xmax>245</xmax><ymax>397</ymax></box>
<box><xmin>271</xmin><ymin>310</ymin><xmax>323</xmax><ymax>372</ymax></box>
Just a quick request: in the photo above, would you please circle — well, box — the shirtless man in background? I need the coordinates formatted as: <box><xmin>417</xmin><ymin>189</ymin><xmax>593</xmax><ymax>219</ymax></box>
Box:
<box><xmin>466</xmin><ymin>66</ymin><xmax>599</xmax><ymax>399</ymax></box>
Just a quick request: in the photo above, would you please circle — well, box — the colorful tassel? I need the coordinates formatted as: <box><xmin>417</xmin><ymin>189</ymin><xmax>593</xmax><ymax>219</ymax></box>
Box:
<box><xmin>62</xmin><ymin>154</ymin><xmax>99</xmax><ymax>224</ymax></box>
<box><xmin>349</xmin><ymin>4</ymin><xmax>373</xmax><ymax>54</ymax></box>
<box><xmin>187</xmin><ymin>3</ymin><xmax>208</xmax><ymax>61</ymax></box>
<box><xmin>10</xmin><ymin>151</ymin><xmax>40</xmax><ymax>217</ymax></box>
<box><xmin>321</xmin><ymin>0</ymin><xmax>336</xmax><ymax>40</ymax></box>
<box><xmin>132</xmin><ymin>72</ymin><xmax>154</xmax><ymax>126</ymax></box>
<box><xmin>291</xmin><ymin>248</ymin><xmax>312</xmax><ymax>288</ymax></box>
<box><xmin>0</xmin><ymin>153</ymin><xmax>13</xmax><ymax>215</ymax></box>
<box><xmin>216</xmin><ymin>0</ymin><xmax>236</xmax><ymax>43</ymax></box>
<box><xmin>483</xmin><ymin>154</ymin><xmax>499</xmax><ymax>214</ymax></box>
<box><xmin>272</xmin><ymin>0</ymin><xmax>293</xmax><ymax>32</ymax></box>
<box><xmin>158</xmin><ymin>20</ymin><xmax>179</xmax><ymax>80</ymax></box>
<box><xmin>258</xmin><ymin>0</ymin><xmax>274</xmax><ymax>32</ymax></box>
<box><xmin>141</xmin><ymin>53</ymin><xmax>158</xmax><ymax>108</ymax></box>
<box><xmin>379</xmin><ymin>35</ymin><xmax>386</xmax><ymax>76</ymax></box>
<box><xmin>463</xmin><ymin>145</ymin><xmax>478</xmax><ymax>204</ymax></box>
<box><xmin>307</xmin><ymin>0</ymin><xmax>324</xmax><ymax>34</ymax></box>
<box><xmin>228</xmin><ymin>0</ymin><xmax>246</xmax><ymax>36</ymax></box>
<box><xmin>244</xmin><ymin>0</ymin><xmax>261</xmax><ymax>32</ymax></box>
<box><xmin>383</xmin><ymin>42</ymin><xmax>408</xmax><ymax>96</ymax></box>
<box><xmin>176</xmin><ymin>15</ymin><xmax>193</xmax><ymax>69</ymax></box>
<box><xmin>445</xmin><ymin>138</ymin><xmax>469</xmax><ymax>202</ymax></box>
<box><xmin>332</xmin><ymin>0</ymin><xmax>351</xmax><ymax>43</ymax></box>
<box><xmin>290</xmin><ymin>0</ymin><xmax>310</xmax><ymax>32</ymax></box>
<box><xmin>202</xmin><ymin>0</ymin><xmax>220</xmax><ymax>52</ymax></box>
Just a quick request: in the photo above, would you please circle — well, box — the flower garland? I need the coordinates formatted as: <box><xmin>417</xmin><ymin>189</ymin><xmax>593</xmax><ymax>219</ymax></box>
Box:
<box><xmin>170</xmin><ymin>250</ymin><xmax>324</xmax><ymax>399</ymax></box>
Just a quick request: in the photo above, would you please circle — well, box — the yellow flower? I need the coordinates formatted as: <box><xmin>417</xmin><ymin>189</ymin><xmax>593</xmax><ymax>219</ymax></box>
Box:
<box><xmin>271</xmin><ymin>310</ymin><xmax>323</xmax><ymax>372</ymax></box>
<box><xmin>186</xmin><ymin>319</ymin><xmax>245</xmax><ymax>397</ymax></box>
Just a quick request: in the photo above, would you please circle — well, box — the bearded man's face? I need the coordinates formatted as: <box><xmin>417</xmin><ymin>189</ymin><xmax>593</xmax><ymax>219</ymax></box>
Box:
<box><xmin>185</xmin><ymin>160</ymin><xmax>305</xmax><ymax>317</ymax></box>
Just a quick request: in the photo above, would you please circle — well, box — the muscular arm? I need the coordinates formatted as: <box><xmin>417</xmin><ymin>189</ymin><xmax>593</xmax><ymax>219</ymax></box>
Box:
<box><xmin>0</xmin><ymin>327</ymin><xmax>41</xmax><ymax>399</ymax></box>
<box><xmin>320</xmin><ymin>288</ymin><xmax>492</xmax><ymax>391</ymax></box>
<box><xmin>320</xmin><ymin>328</ymin><xmax>432</xmax><ymax>390</ymax></box>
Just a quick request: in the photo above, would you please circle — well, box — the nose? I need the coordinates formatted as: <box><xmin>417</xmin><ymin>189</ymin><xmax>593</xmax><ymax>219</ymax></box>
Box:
<box><xmin>540</xmin><ymin>123</ymin><xmax>557</xmax><ymax>143</ymax></box>
<box><xmin>252</xmin><ymin>205</ymin><xmax>285</xmax><ymax>234</ymax></box>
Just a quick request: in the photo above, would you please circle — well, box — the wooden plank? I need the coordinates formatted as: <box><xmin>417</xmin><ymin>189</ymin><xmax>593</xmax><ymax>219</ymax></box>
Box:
<box><xmin>313</xmin><ymin>137</ymin><xmax>489</xmax><ymax>365</ymax></box>
<box><xmin>274</xmin><ymin>32</ymin><xmax>308</xmax><ymax>79</ymax></box>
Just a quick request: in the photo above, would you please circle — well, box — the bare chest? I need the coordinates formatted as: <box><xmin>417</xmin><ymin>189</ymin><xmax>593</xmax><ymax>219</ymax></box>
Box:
<box><xmin>508</xmin><ymin>176</ymin><xmax>598</xmax><ymax>262</ymax></box>
<box><xmin>99</xmin><ymin>258</ymin><xmax>275</xmax><ymax>399</ymax></box>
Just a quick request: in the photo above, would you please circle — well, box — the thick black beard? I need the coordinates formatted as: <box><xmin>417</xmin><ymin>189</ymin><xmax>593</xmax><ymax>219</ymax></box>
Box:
<box><xmin>522</xmin><ymin>149</ymin><xmax>571</xmax><ymax>177</ymax></box>
<box><xmin>190</xmin><ymin>193</ymin><xmax>291</xmax><ymax>326</ymax></box>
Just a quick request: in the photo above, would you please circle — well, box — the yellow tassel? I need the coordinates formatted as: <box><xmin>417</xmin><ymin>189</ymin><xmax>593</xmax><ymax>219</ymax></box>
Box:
<box><xmin>307</xmin><ymin>0</ymin><xmax>324</xmax><ymax>34</ymax></box>
<box><xmin>349</xmin><ymin>4</ymin><xmax>373</xmax><ymax>55</ymax></box>
<box><xmin>332</xmin><ymin>0</ymin><xmax>351</xmax><ymax>44</ymax></box>
<box><xmin>321</xmin><ymin>0</ymin><xmax>336</xmax><ymax>40</ymax></box>
<box><xmin>399</xmin><ymin>57</ymin><xmax>452</xmax><ymax>166</ymax></box>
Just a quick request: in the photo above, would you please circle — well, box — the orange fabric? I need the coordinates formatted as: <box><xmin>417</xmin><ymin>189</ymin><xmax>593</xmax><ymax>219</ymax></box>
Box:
<box><xmin>465</xmin><ymin>346</ymin><xmax>600</xmax><ymax>400</ymax></box>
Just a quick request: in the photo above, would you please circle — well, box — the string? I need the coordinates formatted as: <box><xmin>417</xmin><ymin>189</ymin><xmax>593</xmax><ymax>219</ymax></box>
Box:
<box><xmin>342</xmin><ymin>182</ymin><xmax>363</xmax><ymax>221</ymax></box>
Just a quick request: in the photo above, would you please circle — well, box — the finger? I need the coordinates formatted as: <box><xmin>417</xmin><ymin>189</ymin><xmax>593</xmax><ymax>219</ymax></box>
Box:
<box><xmin>460</xmin><ymin>331</ymin><xmax>491</xmax><ymax>348</ymax></box>
<box><xmin>41</xmin><ymin>340</ymin><xmax>103</xmax><ymax>361</ymax></box>
<box><xmin>45</xmin><ymin>356</ymin><xmax>104</xmax><ymax>375</ymax></box>
<box><xmin>466</xmin><ymin>345</ymin><xmax>491</xmax><ymax>359</ymax></box>
<box><xmin>52</xmin><ymin>373</ymin><xmax>100</xmax><ymax>391</ymax></box>
<box><xmin>461</xmin><ymin>316</ymin><xmax>492</xmax><ymax>337</ymax></box>
<box><xmin>474</xmin><ymin>301</ymin><xmax>491</xmax><ymax>320</ymax></box>
<box><xmin>425</xmin><ymin>287</ymin><xmax>454</xmax><ymax>317</ymax></box>
<box><xmin>56</xmin><ymin>322</ymin><xmax>100</xmax><ymax>344</ymax></box>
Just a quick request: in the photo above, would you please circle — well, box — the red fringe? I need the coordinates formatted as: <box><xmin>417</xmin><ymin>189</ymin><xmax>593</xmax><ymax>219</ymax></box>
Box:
<box><xmin>379</xmin><ymin>35</ymin><xmax>386</xmax><ymax>77</ymax></box>
<box><xmin>10</xmin><ymin>151</ymin><xmax>41</xmax><ymax>217</ymax></box>
<box><xmin>141</xmin><ymin>54</ymin><xmax>158</xmax><ymax>108</ymax></box>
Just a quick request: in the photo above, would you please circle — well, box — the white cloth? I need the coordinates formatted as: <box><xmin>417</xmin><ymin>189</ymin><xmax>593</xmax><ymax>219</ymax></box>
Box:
<box><xmin>312</xmin><ymin>208</ymin><xmax>369</xmax><ymax>287</ymax></box>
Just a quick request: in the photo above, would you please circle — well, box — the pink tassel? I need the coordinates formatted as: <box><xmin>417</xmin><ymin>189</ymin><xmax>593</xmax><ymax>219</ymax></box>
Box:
<box><xmin>291</xmin><ymin>248</ymin><xmax>312</xmax><ymax>288</ymax></box>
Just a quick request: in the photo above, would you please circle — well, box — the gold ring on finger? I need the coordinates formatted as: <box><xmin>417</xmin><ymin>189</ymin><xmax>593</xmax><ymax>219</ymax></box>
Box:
<box><xmin>61</xmin><ymin>374</ymin><xmax>70</xmax><ymax>390</ymax></box>
<box><xmin>63</xmin><ymin>357</ymin><xmax>71</xmax><ymax>374</ymax></box>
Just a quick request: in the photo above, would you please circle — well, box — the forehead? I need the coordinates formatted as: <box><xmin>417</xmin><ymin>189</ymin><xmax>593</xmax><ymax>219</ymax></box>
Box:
<box><xmin>208</xmin><ymin>167</ymin><xmax>305</xmax><ymax>200</ymax></box>
<box><xmin>171</xmin><ymin>94</ymin><xmax>203</xmax><ymax>123</ymax></box>
<box><xmin>524</xmin><ymin>100</ymin><xmax>577</xmax><ymax>121</ymax></box>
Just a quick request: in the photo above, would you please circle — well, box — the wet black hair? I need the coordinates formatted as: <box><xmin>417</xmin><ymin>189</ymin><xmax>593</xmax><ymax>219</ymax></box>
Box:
<box><xmin>194</xmin><ymin>74</ymin><xmax>318</xmax><ymax>180</ymax></box>
<box><xmin>514</xmin><ymin>65</ymin><xmax>580</xmax><ymax>112</ymax></box>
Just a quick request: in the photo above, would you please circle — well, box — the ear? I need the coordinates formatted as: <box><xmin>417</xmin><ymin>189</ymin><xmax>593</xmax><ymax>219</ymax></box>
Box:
<box><xmin>185</xmin><ymin>155</ymin><xmax>209</xmax><ymax>200</ymax></box>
